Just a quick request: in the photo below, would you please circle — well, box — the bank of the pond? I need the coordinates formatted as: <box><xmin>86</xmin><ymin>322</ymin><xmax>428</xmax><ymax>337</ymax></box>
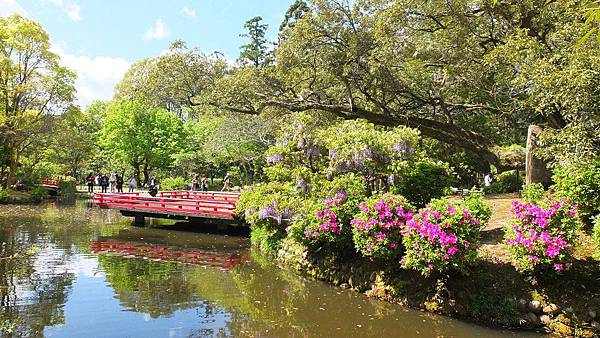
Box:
<box><xmin>258</xmin><ymin>196</ymin><xmax>600</xmax><ymax>337</ymax></box>
<box><xmin>0</xmin><ymin>189</ymin><xmax>48</xmax><ymax>204</ymax></box>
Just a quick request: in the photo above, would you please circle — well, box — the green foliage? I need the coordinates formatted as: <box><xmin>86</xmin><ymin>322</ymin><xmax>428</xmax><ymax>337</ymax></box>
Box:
<box><xmin>0</xmin><ymin>14</ymin><xmax>76</xmax><ymax>186</ymax></box>
<box><xmin>521</xmin><ymin>183</ymin><xmax>546</xmax><ymax>203</ymax></box>
<box><xmin>392</xmin><ymin>160</ymin><xmax>454</xmax><ymax>208</ymax></box>
<box><xmin>351</xmin><ymin>194</ymin><xmax>414</xmax><ymax>261</ymax></box>
<box><xmin>160</xmin><ymin>177</ymin><xmax>188</xmax><ymax>191</ymax></box>
<box><xmin>484</xmin><ymin>171</ymin><xmax>523</xmax><ymax>194</ymax></box>
<box><xmin>593</xmin><ymin>215</ymin><xmax>600</xmax><ymax>259</ymax></box>
<box><xmin>461</xmin><ymin>192</ymin><xmax>493</xmax><ymax>226</ymax></box>
<box><xmin>59</xmin><ymin>178</ymin><xmax>77</xmax><ymax>196</ymax></box>
<box><xmin>239</xmin><ymin>16</ymin><xmax>270</xmax><ymax>67</ymax></box>
<box><xmin>99</xmin><ymin>99</ymin><xmax>186</xmax><ymax>185</ymax></box>
<box><xmin>29</xmin><ymin>186</ymin><xmax>48</xmax><ymax>202</ymax></box>
<box><xmin>552</xmin><ymin>159</ymin><xmax>600</xmax><ymax>222</ymax></box>
<box><xmin>0</xmin><ymin>188</ymin><xmax>9</xmax><ymax>203</ymax></box>
<box><xmin>237</xmin><ymin>182</ymin><xmax>300</xmax><ymax>254</ymax></box>
<box><xmin>401</xmin><ymin>197</ymin><xmax>487</xmax><ymax>275</ymax></box>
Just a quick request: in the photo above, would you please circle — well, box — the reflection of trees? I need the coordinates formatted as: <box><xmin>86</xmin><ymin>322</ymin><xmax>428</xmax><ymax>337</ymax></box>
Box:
<box><xmin>0</xmin><ymin>213</ymin><xmax>76</xmax><ymax>338</ymax></box>
<box><xmin>98</xmin><ymin>255</ymin><xmax>205</xmax><ymax>318</ymax></box>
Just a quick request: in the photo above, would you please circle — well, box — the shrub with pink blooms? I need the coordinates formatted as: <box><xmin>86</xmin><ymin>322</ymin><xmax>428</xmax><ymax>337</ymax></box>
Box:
<box><xmin>295</xmin><ymin>192</ymin><xmax>358</xmax><ymax>248</ymax></box>
<box><xmin>504</xmin><ymin>200</ymin><xmax>582</xmax><ymax>272</ymax></box>
<box><xmin>351</xmin><ymin>194</ymin><xmax>414</xmax><ymax>261</ymax></box>
<box><xmin>400</xmin><ymin>196</ymin><xmax>489</xmax><ymax>275</ymax></box>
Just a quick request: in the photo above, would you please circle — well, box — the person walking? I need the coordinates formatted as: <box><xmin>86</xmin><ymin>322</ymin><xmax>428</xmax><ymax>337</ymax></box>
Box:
<box><xmin>86</xmin><ymin>173</ymin><xmax>95</xmax><ymax>193</ymax></box>
<box><xmin>109</xmin><ymin>172</ymin><xmax>117</xmax><ymax>193</ymax></box>
<box><xmin>128</xmin><ymin>176</ymin><xmax>136</xmax><ymax>193</ymax></box>
<box><xmin>221</xmin><ymin>174</ymin><xmax>230</xmax><ymax>192</ymax></box>
<box><xmin>116</xmin><ymin>174</ymin><xmax>124</xmax><ymax>193</ymax></box>
<box><xmin>192</xmin><ymin>174</ymin><xmax>199</xmax><ymax>191</ymax></box>
<box><xmin>201</xmin><ymin>175</ymin><xmax>208</xmax><ymax>192</ymax></box>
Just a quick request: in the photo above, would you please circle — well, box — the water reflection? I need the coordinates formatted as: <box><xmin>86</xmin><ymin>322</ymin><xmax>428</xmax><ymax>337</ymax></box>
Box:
<box><xmin>0</xmin><ymin>203</ymin><xmax>541</xmax><ymax>337</ymax></box>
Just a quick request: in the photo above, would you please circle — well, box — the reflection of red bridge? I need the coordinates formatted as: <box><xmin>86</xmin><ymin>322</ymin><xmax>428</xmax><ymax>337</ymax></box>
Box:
<box><xmin>92</xmin><ymin>191</ymin><xmax>242</xmax><ymax>226</ymax></box>
<box><xmin>91</xmin><ymin>240</ymin><xmax>250</xmax><ymax>270</ymax></box>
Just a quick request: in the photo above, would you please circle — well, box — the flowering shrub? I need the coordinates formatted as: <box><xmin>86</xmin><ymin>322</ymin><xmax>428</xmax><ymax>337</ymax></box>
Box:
<box><xmin>293</xmin><ymin>193</ymin><xmax>358</xmax><ymax>249</ymax></box>
<box><xmin>400</xmin><ymin>197</ymin><xmax>487</xmax><ymax>275</ymax></box>
<box><xmin>504</xmin><ymin>200</ymin><xmax>582</xmax><ymax>272</ymax></box>
<box><xmin>351</xmin><ymin>194</ymin><xmax>414</xmax><ymax>260</ymax></box>
<box><xmin>236</xmin><ymin>182</ymin><xmax>300</xmax><ymax>254</ymax></box>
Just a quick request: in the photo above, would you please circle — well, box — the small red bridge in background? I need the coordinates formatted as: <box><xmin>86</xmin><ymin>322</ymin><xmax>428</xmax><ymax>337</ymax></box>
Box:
<box><xmin>93</xmin><ymin>190</ymin><xmax>242</xmax><ymax>226</ymax></box>
<box><xmin>40</xmin><ymin>178</ymin><xmax>61</xmax><ymax>192</ymax></box>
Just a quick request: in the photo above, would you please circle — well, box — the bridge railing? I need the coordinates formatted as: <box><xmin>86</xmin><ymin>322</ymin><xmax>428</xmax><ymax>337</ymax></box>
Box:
<box><xmin>158</xmin><ymin>190</ymin><xmax>241</xmax><ymax>201</ymax></box>
<box><xmin>92</xmin><ymin>192</ymin><xmax>238</xmax><ymax>217</ymax></box>
<box><xmin>40</xmin><ymin>178</ymin><xmax>61</xmax><ymax>187</ymax></box>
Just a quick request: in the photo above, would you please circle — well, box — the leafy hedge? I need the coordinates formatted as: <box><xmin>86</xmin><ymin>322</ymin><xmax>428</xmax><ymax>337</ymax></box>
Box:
<box><xmin>552</xmin><ymin>159</ymin><xmax>600</xmax><ymax>223</ymax></box>
<box><xmin>160</xmin><ymin>177</ymin><xmax>188</xmax><ymax>191</ymax></box>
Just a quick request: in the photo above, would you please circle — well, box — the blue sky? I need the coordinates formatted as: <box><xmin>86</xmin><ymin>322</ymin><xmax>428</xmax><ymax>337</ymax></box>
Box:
<box><xmin>0</xmin><ymin>0</ymin><xmax>294</xmax><ymax>106</ymax></box>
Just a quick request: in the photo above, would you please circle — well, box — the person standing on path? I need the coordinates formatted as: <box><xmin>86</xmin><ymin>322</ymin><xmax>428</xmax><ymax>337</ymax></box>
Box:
<box><xmin>101</xmin><ymin>173</ymin><xmax>109</xmax><ymax>193</ymax></box>
<box><xmin>221</xmin><ymin>174</ymin><xmax>230</xmax><ymax>192</ymax></box>
<box><xmin>116</xmin><ymin>174</ymin><xmax>124</xmax><ymax>193</ymax></box>
<box><xmin>128</xmin><ymin>176</ymin><xmax>136</xmax><ymax>193</ymax></box>
<box><xmin>192</xmin><ymin>174</ymin><xmax>199</xmax><ymax>191</ymax></box>
<box><xmin>201</xmin><ymin>176</ymin><xmax>208</xmax><ymax>192</ymax></box>
<box><xmin>86</xmin><ymin>173</ymin><xmax>94</xmax><ymax>193</ymax></box>
<box><xmin>109</xmin><ymin>172</ymin><xmax>117</xmax><ymax>193</ymax></box>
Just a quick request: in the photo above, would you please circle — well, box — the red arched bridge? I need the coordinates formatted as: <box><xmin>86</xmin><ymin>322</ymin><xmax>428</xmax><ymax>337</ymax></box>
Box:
<box><xmin>40</xmin><ymin>178</ymin><xmax>61</xmax><ymax>193</ymax></box>
<box><xmin>92</xmin><ymin>190</ymin><xmax>242</xmax><ymax>226</ymax></box>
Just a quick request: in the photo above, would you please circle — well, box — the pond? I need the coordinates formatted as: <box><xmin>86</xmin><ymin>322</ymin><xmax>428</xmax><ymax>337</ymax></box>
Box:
<box><xmin>0</xmin><ymin>201</ymin><xmax>542</xmax><ymax>337</ymax></box>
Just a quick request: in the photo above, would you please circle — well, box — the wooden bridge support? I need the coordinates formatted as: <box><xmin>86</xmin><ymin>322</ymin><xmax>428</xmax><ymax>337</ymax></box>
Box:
<box><xmin>134</xmin><ymin>215</ymin><xmax>145</xmax><ymax>227</ymax></box>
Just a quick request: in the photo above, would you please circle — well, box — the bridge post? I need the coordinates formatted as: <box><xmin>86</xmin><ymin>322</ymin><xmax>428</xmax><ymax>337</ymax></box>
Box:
<box><xmin>134</xmin><ymin>214</ymin><xmax>145</xmax><ymax>227</ymax></box>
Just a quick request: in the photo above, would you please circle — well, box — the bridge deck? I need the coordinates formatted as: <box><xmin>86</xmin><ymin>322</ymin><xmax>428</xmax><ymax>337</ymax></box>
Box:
<box><xmin>92</xmin><ymin>191</ymin><xmax>242</xmax><ymax>224</ymax></box>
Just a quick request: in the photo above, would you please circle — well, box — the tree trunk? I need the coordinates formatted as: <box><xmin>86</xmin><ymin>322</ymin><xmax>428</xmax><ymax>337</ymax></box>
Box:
<box><xmin>525</xmin><ymin>125</ymin><xmax>552</xmax><ymax>187</ymax></box>
<box><xmin>142</xmin><ymin>163</ymin><xmax>150</xmax><ymax>187</ymax></box>
<box><xmin>6</xmin><ymin>146</ymin><xmax>20</xmax><ymax>188</ymax></box>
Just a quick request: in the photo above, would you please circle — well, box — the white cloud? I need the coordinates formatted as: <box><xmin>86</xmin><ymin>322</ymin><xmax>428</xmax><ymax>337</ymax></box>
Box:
<box><xmin>65</xmin><ymin>3</ymin><xmax>80</xmax><ymax>22</ymax></box>
<box><xmin>41</xmin><ymin>0</ymin><xmax>81</xmax><ymax>22</ymax></box>
<box><xmin>144</xmin><ymin>18</ymin><xmax>170</xmax><ymax>40</ymax></box>
<box><xmin>181</xmin><ymin>6</ymin><xmax>197</xmax><ymax>18</ymax></box>
<box><xmin>52</xmin><ymin>45</ymin><xmax>131</xmax><ymax>107</ymax></box>
<box><xmin>0</xmin><ymin>0</ymin><xmax>28</xmax><ymax>16</ymax></box>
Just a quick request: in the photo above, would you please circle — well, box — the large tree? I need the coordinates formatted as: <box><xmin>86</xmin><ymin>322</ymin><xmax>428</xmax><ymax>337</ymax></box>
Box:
<box><xmin>208</xmin><ymin>0</ymin><xmax>599</xmax><ymax>169</ymax></box>
<box><xmin>0</xmin><ymin>14</ymin><xmax>75</xmax><ymax>186</ymax></box>
<box><xmin>114</xmin><ymin>40</ymin><xmax>227</xmax><ymax>119</ymax></box>
<box><xmin>99</xmin><ymin>99</ymin><xmax>187</xmax><ymax>185</ymax></box>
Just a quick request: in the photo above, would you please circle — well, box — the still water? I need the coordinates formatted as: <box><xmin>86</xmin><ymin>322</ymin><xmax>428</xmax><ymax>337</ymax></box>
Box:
<box><xmin>0</xmin><ymin>201</ymin><xmax>540</xmax><ymax>337</ymax></box>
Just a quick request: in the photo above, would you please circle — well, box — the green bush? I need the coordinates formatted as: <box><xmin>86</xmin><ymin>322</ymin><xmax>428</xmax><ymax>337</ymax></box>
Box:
<box><xmin>461</xmin><ymin>192</ymin><xmax>493</xmax><ymax>226</ymax></box>
<box><xmin>29</xmin><ymin>186</ymin><xmax>48</xmax><ymax>202</ymax></box>
<box><xmin>593</xmin><ymin>215</ymin><xmax>600</xmax><ymax>260</ymax></box>
<box><xmin>0</xmin><ymin>188</ymin><xmax>9</xmax><ymax>203</ymax></box>
<box><xmin>483</xmin><ymin>170</ymin><xmax>523</xmax><ymax>194</ymax></box>
<box><xmin>521</xmin><ymin>183</ymin><xmax>546</xmax><ymax>203</ymax></box>
<box><xmin>392</xmin><ymin>160</ymin><xmax>454</xmax><ymax>208</ymax></box>
<box><xmin>160</xmin><ymin>177</ymin><xmax>188</xmax><ymax>191</ymax></box>
<box><xmin>552</xmin><ymin>159</ymin><xmax>600</xmax><ymax>223</ymax></box>
<box><xmin>59</xmin><ymin>177</ymin><xmax>77</xmax><ymax>196</ymax></box>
